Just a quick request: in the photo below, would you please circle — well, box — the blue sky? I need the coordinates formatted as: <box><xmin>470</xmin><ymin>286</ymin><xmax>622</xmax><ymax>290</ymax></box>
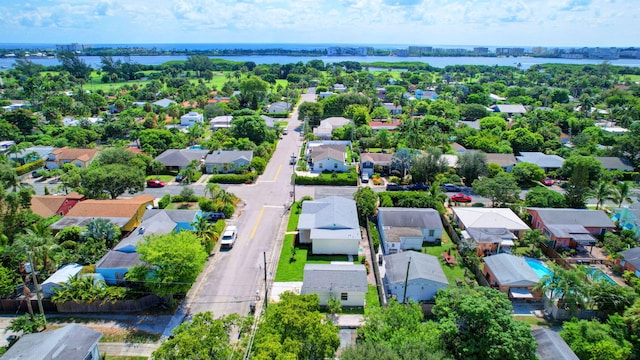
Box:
<box><xmin>1</xmin><ymin>0</ymin><xmax>638</xmax><ymax>47</ymax></box>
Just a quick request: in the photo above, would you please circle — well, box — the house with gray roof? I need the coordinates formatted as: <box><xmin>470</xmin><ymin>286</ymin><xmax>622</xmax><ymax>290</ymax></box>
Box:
<box><xmin>41</xmin><ymin>263</ymin><xmax>83</xmax><ymax>298</ymax></box>
<box><xmin>152</xmin><ymin>98</ymin><xmax>176</xmax><ymax>108</ymax></box>
<box><xmin>383</xmin><ymin>102</ymin><xmax>403</xmax><ymax>115</ymax></box>
<box><xmin>267</xmin><ymin>101</ymin><xmax>291</xmax><ymax>113</ymax></box>
<box><xmin>527</xmin><ymin>208</ymin><xmax>615</xmax><ymax>249</ymax></box>
<box><xmin>9</xmin><ymin>145</ymin><xmax>54</xmax><ymax>165</ymax></box>
<box><xmin>595</xmin><ymin>156</ymin><xmax>634</xmax><ymax>171</ymax></box>
<box><xmin>313</xmin><ymin>117</ymin><xmax>352</xmax><ymax>140</ymax></box>
<box><xmin>1</xmin><ymin>324</ymin><xmax>102</xmax><ymax>360</ymax></box>
<box><xmin>377</xmin><ymin>208</ymin><xmax>443</xmax><ymax>254</ymax></box>
<box><xmin>462</xmin><ymin>227</ymin><xmax>518</xmax><ymax>257</ymax></box>
<box><xmin>516</xmin><ymin>152</ymin><xmax>565</xmax><ymax>172</ymax></box>
<box><xmin>485</xmin><ymin>153</ymin><xmax>518</xmax><ymax>172</ymax></box>
<box><xmin>301</xmin><ymin>264</ymin><xmax>368</xmax><ymax>307</ymax></box>
<box><xmin>309</xmin><ymin>144</ymin><xmax>349</xmax><ymax>173</ymax></box>
<box><xmin>483</xmin><ymin>253</ymin><xmax>540</xmax><ymax>299</ymax></box>
<box><xmin>204</xmin><ymin>150</ymin><xmax>253</xmax><ymax>174</ymax></box>
<box><xmin>297</xmin><ymin>196</ymin><xmax>360</xmax><ymax>255</ymax></box>
<box><xmin>532</xmin><ymin>328</ymin><xmax>579</xmax><ymax>360</ymax></box>
<box><xmin>360</xmin><ymin>152</ymin><xmax>393</xmax><ymax>177</ymax></box>
<box><xmin>260</xmin><ymin>114</ymin><xmax>276</xmax><ymax>128</ymax></box>
<box><xmin>210</xmin><ymin>115</ymin><xmax>233</xmax><ymax>130</ymax></box>
<box><xmin>491</xmin><ymin>104</ymin><xmax>527</xmax><ymax>115</ymax></box>
<box><xmin>383</xmin><ymin>251</ymin><xmax>448</xmax><ymax>302</ymax></box>
<box><xmin>96</xmin><ymin>209</ymin><xmax>200</xmax><ymax>284</ymax></box>
<box><xmin>618</xmin><ymin>247</ymin><xmax>640</xmax><ymax>277</ymax></box>
<box><xmin>154</xmin><ymin>149</ymin><xmax>209</xmax><ymax>171</ymax></box>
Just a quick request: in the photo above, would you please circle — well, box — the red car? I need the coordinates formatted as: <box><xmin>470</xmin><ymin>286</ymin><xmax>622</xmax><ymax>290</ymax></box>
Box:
<box><xmin>541</xmin><ymin>177</ymin><xmax>554</xmax><ymax>186</ymax></box>
<box><xmin>451</xmin><ymin>193</ymin><xmax>472</xmax><ymax>203</ymax></box>
<box><xmin>147</xmin><ymin>179</ymin><xmax>165</xmax><ymax>188</ymax></box>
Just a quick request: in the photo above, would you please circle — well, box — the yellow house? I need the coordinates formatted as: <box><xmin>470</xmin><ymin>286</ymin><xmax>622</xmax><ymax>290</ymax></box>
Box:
<box><xmin>50</xmin><ymin>195</ymin><xmax>155</xmax><ymax>233</ymax></box>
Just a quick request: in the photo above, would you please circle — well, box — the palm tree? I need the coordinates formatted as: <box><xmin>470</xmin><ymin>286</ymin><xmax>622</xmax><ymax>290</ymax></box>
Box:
<box><xmin>191</xmin><ymin>216</ymin><xmax>219</xmax><ymax>254</ymax></box>
<box><xmin>215</xmin><ymin>189</ymin><xmax>237</xmax><ymax>207</ymax></box>
<box><xmin>13</xmin><ymin>226</ymin><xmax>57</xmax><ymax>275</ymax></box>
<box><xmin>81</xmin><ymin>218</ymin><xmax>121</xmax><ymax>249</ymax></box>
<box><xmin>593</xmin><ymin>180</ymin><xmax>614</xmax><ymax>210</ymax></box>
<box><xmin>204</xmin><ymin>183</ymin><xmax>221</xmax><ymax>201</ymax></box>
<box><xmin>611</xmin><ymin>181</ymin><xmax>633</xmax><ymax>208</ymax></box>
<box><xmin>578</xmin><ymin>94</ymin><xmax>594</xmax><ymax>117</ymax></box>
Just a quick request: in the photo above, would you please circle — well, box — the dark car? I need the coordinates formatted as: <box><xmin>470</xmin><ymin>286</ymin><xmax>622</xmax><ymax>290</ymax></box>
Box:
<box><xmin>32</xmin><ymin>171</ymin><xmax>40</xmax><ymax>178</ymax></box>
<box><xmin>407</xmin><ymin>182</ymin><xmax>430</xmax><ymax>191</ymax></box>
<box><xmin>146</xmin><ymin>179</ymin><xmax>165</xmax><ymax>188</ymax></box>
<box><xmin>386</xmin><ymin>182</ymin><xmax>405</xmax><ymax>191</ymax></box>
<box><xmin>175</xmin><ymin>173</ymin><xmax>186</xmax><ymax>182</ymax></box>
<box><xmin>441</xmin><ymin>183</ymin><xmax>462</xmax><ymax>192</ymax></box>
<box><xmin>202</xmin><ymin>212</ymin><xmax>225</xmax><ymax>222</ymax></box>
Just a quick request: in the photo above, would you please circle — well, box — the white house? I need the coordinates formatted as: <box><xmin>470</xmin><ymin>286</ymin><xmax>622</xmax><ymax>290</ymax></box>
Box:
<box><xmin>180</xmin><ymin>111</ymin><xmax>204</xmax><ymax>127</ymax></box>
<box><xmin>301</xmin><ymin>264</ymin><xmax>368</xmax><ymax>307</ymax></box>
<box><xmin>297</xmin><ymin>196</ymin><xmax>360</xmax><ymax>255</ymax></box>
<box><xmin>383</xmin><ymin>251</ymin><xmax>448</xmax><ymax>302</ymax></box>
<box><xmin>377</xmin><ymin>208</ymin><xmax>443</xmax><ymax>254</ymax></box>
<box><xmin>41</xmin><ymin>263</ymin><xmax>83</xmax><ymax>298</ymax></box>
<box><xmin>2</xmin><ymin>324</ymin><xmax>103</xmax><ymax>360</ymax></box>
<box><xmin>308</xmin><ymin>144</ymin><xmax>349</xmax><ymax>173</ymax></box>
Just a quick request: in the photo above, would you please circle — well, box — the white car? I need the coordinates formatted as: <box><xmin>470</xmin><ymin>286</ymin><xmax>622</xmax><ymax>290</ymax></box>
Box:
<box><xmin>361</xmin><ymin>173</ymin><xmax>369</xmax><ymax>183</ymax></box>
<box><xmin>220</xmin><ymin>225</ymin><xmax>238</xmax><ymax>249</ymax></box>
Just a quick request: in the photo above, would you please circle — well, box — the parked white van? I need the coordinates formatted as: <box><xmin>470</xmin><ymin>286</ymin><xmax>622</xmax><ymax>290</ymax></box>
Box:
<box><xmin>221</xmin><ymin>225</ymin><xmax>238</xmax><ymax>249</ymax></box>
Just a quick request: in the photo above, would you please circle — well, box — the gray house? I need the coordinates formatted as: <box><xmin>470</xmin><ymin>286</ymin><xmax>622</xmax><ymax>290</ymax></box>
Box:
<box><xmin>485</xmin><ymin>153</ymin><xmax>518</xmax><ymax>172</ymax></box>
<box><xmin>377</xmin><ymin>208</ymin><xmax>443</xmax><ymax>254</ymax></box>
<box><xmin>383</xmin><ymin>251</ymin><xmax>448</xmax><ymax>303</ymax></box>
<box><xmin>297</xmin><ymin>196</ymin><xmax>360</xmax><ymax>255</ymax></box>
<box><xmin>154</xmin><ymin>149</ymin><xmax>209</xmax><ymax>171</ymax></box>
<box><xmin>301</xmin><ymin>264</ymin><xmax>368</xmax><ymax>307</ymax></box>
<box><xmin>532</xmin><ymin>328</ymin><xmax>579</xmax><ymax>360</ymax></box>
<box><xmin>267</xmin><ymin>101</ymin><xmax>291</xmax><ymax>113</ymax></box>
<box><xmin>483</xmin><ymin>253</ymin><xmax>540</xmax><ymax>299</ymax></box>
<box><xmin>360</xmin><ymin>152</ymin><xmax>392</xmax><ymax>177</ymax></box>
<box><xmin>516</xmin><ymin>152</ymin><xmax>565</xmax><ymax>172</ymax></box>
<box><xmin>2</xmin><ymin>324</ymin><xmax>102</xmax><ymax>360</ymax></box>
<box><xmin>204</xmin><ymin>150</ymin><xmax>253</xmax><ymax>174</ymax></box>
<box><xmin>595</xmin><ymin>156</ymin><xmax>634</xmax><ymax>171</ymax></box>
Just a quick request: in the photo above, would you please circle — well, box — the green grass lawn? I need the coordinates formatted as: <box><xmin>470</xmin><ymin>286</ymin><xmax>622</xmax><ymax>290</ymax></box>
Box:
<box><xmin>146</xmin><ymin>175</ymin><xmax>174</xmax><ymax>182</ymax></box>
<box><xmin>275</xmin><ymin>202</ymin><xmax>354</xmax><ymax>281</ymax></box>
<box><xmin>513</xmin><ymin>315</ymin><xmax>551</xmax><ymax>328</ymax></box>
<box><xmin>423</xmin><ymin>232</ymin><xmax>470</xmax><ymax>285</ymax></box>
<box><xmin>366</xmin><ymin>284</ymin><xmax>380</xmax><ymax>307</ymax></box>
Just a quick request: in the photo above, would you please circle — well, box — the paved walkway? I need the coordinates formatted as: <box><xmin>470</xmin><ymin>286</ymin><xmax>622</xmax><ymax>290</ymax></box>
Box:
<box><xmin>100</xmin><ymin>342</ymin><xmax>159</xmax><ymax>357</ymax></box>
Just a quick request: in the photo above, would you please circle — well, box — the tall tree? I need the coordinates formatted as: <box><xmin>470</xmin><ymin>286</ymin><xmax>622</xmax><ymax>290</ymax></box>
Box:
<box><xmin>564</xmin><ymin>160</ymin><xmax>590</xmax><ymax>209</ymax></box>
<box><xmin>458</xmin><ymin>151</ymin><xmax>488</xmax><ymax>186</ymax></box>
<box><xmin>611</xmin><ymin>181</ymin><xmax>633</xmax><ymax>208</ymax></box>
<box><xmin>593</xmin><ymin>180</ymin><xmax>614</xmax><ymax>210</ymax></box>
<box><xmin>472</xmin><ymin>172</ymin><xmax>520</xmax><ymax>207</ymax></box>
<box><xmin>410</xmin><ymin>148</ymin><xmax>449</xmax><ymax>184</ymax></box>
<box><xmin>81</xmin><ymin>164</ymin><xmax>145</xmax><ymax>199</ymax></box>
<box><xmin>433</xmin><ymin>287</ymin><xmax>537</xmax><ymax>360</ymax></box>
<box><xmin>353</xmin><ymin>187</ymin><xmax>378</xmax><ymax>224</ymax></box>
<box><xmin>127</xmin><ymin>232</ymin><xmax>207</xmax><ymax>298</ymax></box>
<box><xmin>57</xmin><ymin>51</ymin><xmax>92</xmax><ymax>80</ymax></box>
<box><xmin>252</xmin><ymin>292</ymin><xmax>340</xmax><ymax>360</ymax></box>
<box><xmin>391</xmin><ymin>148</ymin><xmax>417</xmax><ymax>178</ymax></box>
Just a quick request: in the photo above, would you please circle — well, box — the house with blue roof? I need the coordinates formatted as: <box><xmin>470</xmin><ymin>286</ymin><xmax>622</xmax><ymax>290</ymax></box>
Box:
<box><xmin>96</xmin><ymin>209</ymin><xmax>201</xmax><ymax>284</ymax></box>
<box><xmin>297</xmin><ymin>196</ymin><xmax>360</xmax><ymax>255</ymax></box>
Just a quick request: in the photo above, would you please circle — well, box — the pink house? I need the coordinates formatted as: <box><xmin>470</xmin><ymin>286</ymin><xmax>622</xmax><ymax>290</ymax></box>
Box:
<box><xmin>527</xmin><ymin>208</ymin><xmax>615</xmax><ymax>249</ymax></box>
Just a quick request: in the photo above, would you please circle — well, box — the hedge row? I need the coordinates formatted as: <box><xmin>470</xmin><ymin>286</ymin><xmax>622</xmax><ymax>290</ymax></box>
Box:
<box><xmin>208</xmin><ymin>173</ymin><xmax>257</xmax><ymax>184</ymax></box>
<box><xmin>295</xmin><ymin>173</ymin><xmax>357</xmax><ymax>186</ymax></box>
<box><xmin>15</xmin><ymin>159</ymin><xmax>45</xmax><ymax>175</ymax></box>
<box><xmin>379</xmin><ymin>191</ymin><xmax>445</xmax><ymax>214</ymax></box>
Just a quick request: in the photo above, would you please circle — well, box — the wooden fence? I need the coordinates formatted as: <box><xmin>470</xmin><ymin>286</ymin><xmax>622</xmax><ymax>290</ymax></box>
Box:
<box><xmin>365</xmin><ymin>218</ymin><xmax>387</xmax><ymax>307</ymax></box>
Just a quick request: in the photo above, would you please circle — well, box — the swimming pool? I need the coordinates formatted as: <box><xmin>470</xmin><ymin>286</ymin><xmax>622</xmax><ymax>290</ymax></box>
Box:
<box><xmin>525</xmin><ymin>258</ymin><xmax>552</xmax><ymax>279</ymax></box>
<box><xmin>584</xmin><ymin>267</ymin><xmax>617</xmax><ymax>285</ymax></box>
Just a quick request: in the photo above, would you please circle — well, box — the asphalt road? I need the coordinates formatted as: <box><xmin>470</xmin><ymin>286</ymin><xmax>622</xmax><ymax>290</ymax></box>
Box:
<box><xmin>185</xmin><ymin>88</ymin><xmax>317</xmax><ymax>318</ymax></box>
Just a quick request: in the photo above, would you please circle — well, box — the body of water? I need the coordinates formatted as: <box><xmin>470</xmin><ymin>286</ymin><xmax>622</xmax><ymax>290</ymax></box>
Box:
<box><xmin>525</xmin><ymin>257</ymin><xmax>552</xmax><ymax>280</ymax></box>
<box><xmin>584</xmin><ymin>267</ymin><xmax>617</xmax><ymax>285</ymax></box>
<box><xmin>3</xmin><ymin>54</ymin><xmax>640</xmax><ymax>70</ymax></box>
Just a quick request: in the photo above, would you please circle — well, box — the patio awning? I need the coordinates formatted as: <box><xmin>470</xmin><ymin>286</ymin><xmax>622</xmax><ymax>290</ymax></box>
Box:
<box><xmin>500</xmin><ymin>239</ymin><xmax>515</xmax><ymax>247</ymax></box>
<box><xmin>570</xmin><ymin>233</ymin><xmax>596</xmax><ymax>245</ymax></box>
<box><xmin>509</xmin><ymin>288</ymin><xmax>534</xmax><ymax>299</ymax></box>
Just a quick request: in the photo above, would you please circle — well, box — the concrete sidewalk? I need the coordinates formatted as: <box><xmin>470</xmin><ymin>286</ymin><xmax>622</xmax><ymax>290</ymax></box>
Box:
<box><xmin>100</xmin><ymin>342</ymin><xmax>159</xmax><ymax>357</ymax></box>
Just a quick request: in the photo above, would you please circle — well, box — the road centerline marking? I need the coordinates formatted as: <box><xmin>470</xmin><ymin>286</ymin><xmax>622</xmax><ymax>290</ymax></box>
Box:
<box><xmin>273</xmin><ymin>164</ymin><xmax>282</xmax><ymax>181</ymax></box>
<box><xmin>250</xmin><ymin>206</ymin><xmax>265</xmax><ymax>239</ymax></box>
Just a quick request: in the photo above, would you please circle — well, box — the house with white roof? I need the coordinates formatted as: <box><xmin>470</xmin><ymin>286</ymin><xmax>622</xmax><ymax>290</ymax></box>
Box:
<box><xmin>452</xmin><ymin>207</ymin><xmax>530</xmax><ymax>239</ymax></box>
<box><xmin>308</xmin><ymin>144</ymin><xmax>349</xmax><ymax>173</ymax></box>
<box><xmin>301</xmin><ymin>264</ymin><xmax>368</xmax><ymax>307</ymax></box>
<box><xmin>2</xmin><ymin>324</ymin><xmax>102</xmax><ymax>360</ymax></box>
<box><xmin>313</xmin><ymin>117</ymin><xmax>352</xmax><ymax>140</ymax></box>
<box><xmin>383</xmin><ymin>251</ymin><xmax>448</xmax><ymax>302</ymax></box>
<box><xmin>210</xmin><ymin>115</ymin><xmax>233</xmax><ymax>130</ymax></box>
<box><xmin>41</xmin><ymin>263</ymin><xmax>84</xmax><ymax>298</ymax></box>
<box><xmin>180</xmin><ymin>111</ymin><xmax>204</xmax><ymax>127</ymax></box>
<box><xmin>297</xmin><ymin>196</ymin><xmax>360</xmax><ymax>255</ymax></box>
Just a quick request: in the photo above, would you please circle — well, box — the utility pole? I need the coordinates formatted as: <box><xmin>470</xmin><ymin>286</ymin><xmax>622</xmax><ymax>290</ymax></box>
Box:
<box><xmin>263</xmin><ymin>252</ymin><xmax>268</xmax><ymax>309</ymax></box>
<box><xmin>26</xmin><ymin>249</ymin><xmax>46</xmax><ymax>328</ymax></box>
<box><xmin>402</xmin><ymin>256</ymin><xmax>411</xmax><ymax>304</ymax></box>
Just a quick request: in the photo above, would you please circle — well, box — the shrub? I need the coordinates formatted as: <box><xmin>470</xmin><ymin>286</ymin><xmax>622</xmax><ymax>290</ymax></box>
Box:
<box><xmin>158</xmin><ymin>194</ymin><xmax>171</xmax><ymax>209</ymax></box>
<box><xmin>295</xmin><ymin>172</ymin><xmax>357</xmax><ymax>186</ymax></box>
<box><xmin>368</xmin><ymin>222</ymin><xmax>380</xmax><ymax>253</ymax></box>
<box><xmin>14</xmin><ymin>159</ymin><xmax>45</xmax><ymax>175</ymax></box>
<box><xmin>209</xmin><ymin>173</ymin><xmax>257</xmax><ymax>184</ymax></box>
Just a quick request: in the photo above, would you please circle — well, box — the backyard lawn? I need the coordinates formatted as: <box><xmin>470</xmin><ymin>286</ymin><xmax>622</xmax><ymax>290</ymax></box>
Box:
<box><xmin>366</xmin><ymin>285</ymin><xmax>380</xmax><ymax>307</ymax></box>
<box><xmin>145</xmin><ymin>175</ymin><xmax>174</xmax><ymax>182</ymax></box>
<box><xmin>423</xmin><ymin>232</ymin><xmax>469</xmax><ymax>285</ymax></box>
